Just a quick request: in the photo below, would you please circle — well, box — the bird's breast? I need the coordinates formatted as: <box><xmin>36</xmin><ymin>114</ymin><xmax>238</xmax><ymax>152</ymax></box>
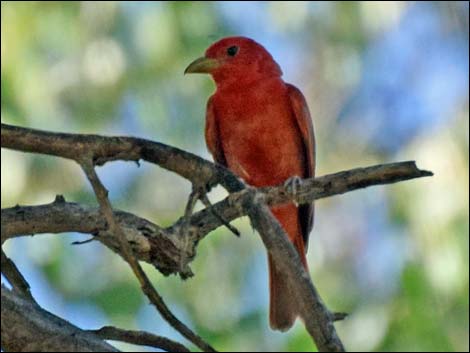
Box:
<box><xmin>213</xmin><ymin>80</ymin><xmax>306</xmax><ymax>187</ymax></box>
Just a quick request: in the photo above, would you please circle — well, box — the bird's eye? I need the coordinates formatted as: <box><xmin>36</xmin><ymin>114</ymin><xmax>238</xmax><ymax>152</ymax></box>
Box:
<box><xmin>227</xmin><ymin>46</ymin><xmax>239</xmax><ymax>57</ymax></box>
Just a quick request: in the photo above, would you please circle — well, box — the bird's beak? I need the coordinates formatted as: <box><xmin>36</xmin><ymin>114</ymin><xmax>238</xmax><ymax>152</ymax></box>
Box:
<box><xmin>184</xmin><ymin>56</ymin><xmax>220</xmax><ymax>75</ymax></box>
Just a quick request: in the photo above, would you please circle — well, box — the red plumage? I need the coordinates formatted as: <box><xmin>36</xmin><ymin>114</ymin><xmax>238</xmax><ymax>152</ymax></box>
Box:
<box><xmin>186</xmin><ymin>37</ymin><xmax>315</xmax><ymax>331</ymax></box>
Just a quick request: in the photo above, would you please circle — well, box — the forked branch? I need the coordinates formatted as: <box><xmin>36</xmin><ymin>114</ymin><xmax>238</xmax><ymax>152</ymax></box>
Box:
<box><xmin>1</xmin><ymin>123</ymin><xmax>433</xmax><ymax>352</ymax></box>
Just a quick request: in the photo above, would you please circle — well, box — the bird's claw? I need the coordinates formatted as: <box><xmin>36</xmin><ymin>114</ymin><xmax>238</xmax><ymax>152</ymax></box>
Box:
<box><xmin>284</xmin><ymin>176</ymin><xmax>302</xmax><ymax>204</ymax></box>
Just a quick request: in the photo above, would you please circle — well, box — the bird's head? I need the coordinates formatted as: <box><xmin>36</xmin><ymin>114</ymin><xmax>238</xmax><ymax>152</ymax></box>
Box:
<box><xmin>185</xmin><ymin>36</ymin><xmax>282</xmax><ymax>87</ymax></box>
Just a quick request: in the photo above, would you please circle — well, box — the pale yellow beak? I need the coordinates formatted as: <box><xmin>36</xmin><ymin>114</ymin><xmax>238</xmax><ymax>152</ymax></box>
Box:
<box><xmin>184</xmin><ymin>56</ymin><xmax>220</xmax><ymax>74</ymax></box>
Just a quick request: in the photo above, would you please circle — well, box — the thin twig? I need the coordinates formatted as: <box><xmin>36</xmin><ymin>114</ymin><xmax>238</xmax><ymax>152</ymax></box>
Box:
<box><xmin>80</xmin><ymin>159</ymin><xmax>215</xmax><ymax>352</ymax></box>
<box><xmin>332</xmin><ymin>312</ymin><xmax>348</xmax><ymax>322</ymax></box>
<box><xmin>179</xmin><ymin>187</ymin><xmax>201</xmax><ymax>274</ymax></box>
<box><xmin>71</xmin><ymin>237</ymin><xmax>95</xmax><ymax>245</ymax></box>
<box><xmin>88</xmin><ymin>326</ymin><xmax>190</xmax><ymax>352</ymax></box>
<box><xmin>199</xmin><ymin>193</ymin><xmax>240</xmax><ymax>237</ymax></box>
<box><xmin>182</xmin><ymin>187</ymin><xmax>201</xmax><ymax>236</ymax></box>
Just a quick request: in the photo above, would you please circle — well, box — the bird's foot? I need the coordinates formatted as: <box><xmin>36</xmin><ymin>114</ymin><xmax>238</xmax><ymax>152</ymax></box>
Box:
<box><xmin>284</xmin><ymin>176</ymin><xmax>302</xmax><ymax>205</ymax></box>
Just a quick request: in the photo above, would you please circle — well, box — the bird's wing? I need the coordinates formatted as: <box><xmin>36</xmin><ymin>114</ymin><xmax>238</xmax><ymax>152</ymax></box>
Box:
<box><xmin>287</xmin><ymin>84</ymin><xmax>316</xmax><ymax>249</ymax></box>
<box><xmin>205</xmin><ymin>95</ymin><xmax>227</xmax><ymax>166</ymax></box>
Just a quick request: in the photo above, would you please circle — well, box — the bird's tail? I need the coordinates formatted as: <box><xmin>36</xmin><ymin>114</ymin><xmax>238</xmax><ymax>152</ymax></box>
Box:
<box><xmin>268</xmin><ymin>204</ymin><xmax>308</xmax><ymax>331</ymax></box>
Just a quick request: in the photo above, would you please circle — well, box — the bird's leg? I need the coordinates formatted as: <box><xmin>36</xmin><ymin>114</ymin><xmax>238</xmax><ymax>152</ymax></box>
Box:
<box><xmin>284</xmin><ymin>175</ymin><xmax>303</xmax><ymax>205</ymax></box>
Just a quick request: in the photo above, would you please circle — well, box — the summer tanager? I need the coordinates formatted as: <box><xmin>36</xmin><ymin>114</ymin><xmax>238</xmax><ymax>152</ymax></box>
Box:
<box><xmin>185</xmin><ymin>36</ymin><xmax>315</xmax><ymax>331</ymax></box>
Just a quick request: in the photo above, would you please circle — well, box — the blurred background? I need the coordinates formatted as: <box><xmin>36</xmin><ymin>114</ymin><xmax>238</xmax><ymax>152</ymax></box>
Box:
<box><xmin>1</xmin><ymin>1</ymin><xmax>468</xmax><ymax>351</ymax></box>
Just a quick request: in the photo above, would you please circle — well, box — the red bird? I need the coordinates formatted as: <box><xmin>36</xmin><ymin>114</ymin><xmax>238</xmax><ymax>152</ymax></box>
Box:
<box><xmin>185</xmin><ymin>36</ymin><xmax>315</xmax><ymax>331</ymax></box>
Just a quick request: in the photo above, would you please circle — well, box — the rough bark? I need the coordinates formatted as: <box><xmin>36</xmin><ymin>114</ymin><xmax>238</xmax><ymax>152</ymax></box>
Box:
<box><xmin>1</xmin><ymin>286</ymin><xmax>118</xmax><ymax>352</ymax></box>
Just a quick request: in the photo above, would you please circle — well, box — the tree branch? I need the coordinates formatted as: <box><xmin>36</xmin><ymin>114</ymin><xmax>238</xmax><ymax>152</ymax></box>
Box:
<box><xmin>1</xmin><ymin>123</ymin><xmax>433</xmax><ymax>352</ymax></box>
<box><xmin>88</xmin><ymin>326</ymin><xmax>190</xmax><ymax>352</ymax></box>
<box><xmin>170</xmin><ymin>160</ymin><xmax>432</xmax><ymax>243</ymax></box>
<box><xmin>242</xmin><ymin>192</ymin><xmax>345</xmax><ymax>351</ymax></box>
<box><xmin>1</xmin><ymin>199</ymin><xmax>196</xmax><ymax>277</ymax></box>
<box><xmin>1</xmin><ymin>285</ymin><xmax>118</xmax><ymax>352</ymax></box>
<box><xmin>1</xmin><ymin>162</ymin><xmax>432</xmax><ymax>277</ymax></box>
<box><xmin>1</xmin><ymin>123</ymin><xmax>244</xmax><ymax>192</ymax></box>
<box><xmin>1</xmin><ymin>250</ymin><xmax>34</xmax><ymax>301</ymax></box>
<box><xmin>79</xmin><ymin>159</ymin><xmax>215</xmax><ymax>352</ymax></box>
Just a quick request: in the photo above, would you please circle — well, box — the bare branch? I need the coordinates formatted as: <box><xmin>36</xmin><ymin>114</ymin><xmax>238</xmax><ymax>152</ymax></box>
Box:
<box><xmin>1</xmin><ymin>250</ymin><xmax>33</xmax><ymax>301</ymax></box>
<box><xmin>242</xmin><ymin>193</ymin><xmax>345</xmax><ymax>352</ymax></box>
<box><xmin>79</xmin><ymin>159</ymin><xmax>215</xmax><ymax>352</ymax></box>
<box><xmin>199</xmin><ymin>192</ymin><xmax>241</xmax><ymax>237</ymax></box>
<box><xmin>332</xmin><ymin>312</ymin><xmax>348</xmax><ymax>322</ymax></box>
<box><xmin>1</xmin><ymin>285</ymin><xmax>118</xmax><ymax>352</ymax></box>
<box><xmin>1</xmin><ymin>123</ymin><xmax>244</xmax><ymax>192</ymax></box>
<box><xmin>169</xmin><ymin>161</ymin><xmax>433</xmax><ymax>243</ymax></box>
<box><xmin>1</xmin><ymin>199</ymin><xmax>194</xmax><ymax>277</ymax></box>
<box><xmin>88</xmin><ymin>326</ymin><xmax>190</xmax><ymax>352</ymax></box>
<box><xmin>1</xmin><ymin>162</ymin><xmax>432</xmax><ymax>278</ymax></box>
<box><xmin>1</xmin><ymin>123</ymin><xmax>433</xmax><ymax>352</ymax></box>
